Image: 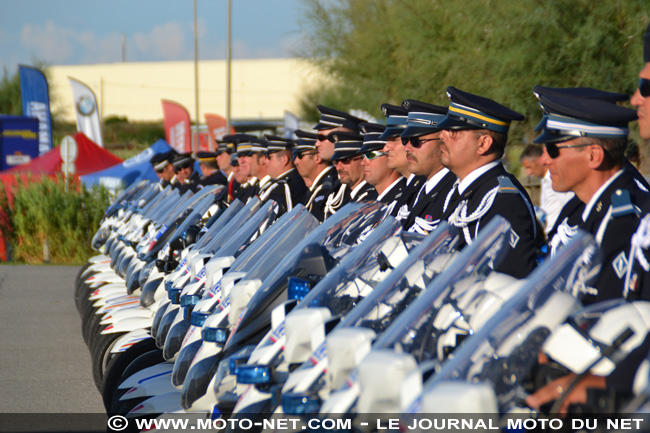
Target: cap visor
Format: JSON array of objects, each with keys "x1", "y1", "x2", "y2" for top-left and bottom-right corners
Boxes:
[
  {"x1": 314, "y1": 122, "x2": 337, "y2": 131},
  {"x1": 331, "y1": 150, "x2": 359, "y2": 161},
  {"x1": 533, "y1": 130, "x2": 575, "y2": 144},
  {"x1": 436, "y1": 116, "x2": 480, "y2": 131},
  {"x1": 401, "y1": 125, "x2": 441, "y2": 138},
  {"x1": 360, "y1": 143, "x2": 385, "y2": 154},
  {"x1": 379, "y1": 126, "x2": 407, "y2": 140}
]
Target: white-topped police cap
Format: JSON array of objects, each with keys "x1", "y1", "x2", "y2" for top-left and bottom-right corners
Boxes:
[
  {"x1": 532, "y1": 86, "x2": 630, "y2": 132},
  {"x1": 234, "y1": 134, "x2": 258, "y2": 156},
  {"x1": 249, "y1": 137, "x2": 268, "y2": 154},
  {"x1": 314, "y1": 105, "x2": 365, "y2": 131},
  {"x1": 264, "y1": 134, "x2": 295, "y2": 154},
  {"x1": 293, "y1": 129, "x2": 318, "y2": 153},
  {"x1": 533, "y1": 92, "x2": 637, "y2": 144},
  {"x1": 379, "y1": 103, "x2": 409, "y2": 139},
  {"x1": 328, "y1": 131, "x2": 364, "y2": 161},
  {"x1": 401, "y1": 99, "x2": 448, "y2": 138},
  {"x1": 359, "y1": 122, "x2": 387, "y2": 153},
  {"x1": 150, "y1": 150, "x2": 175, "y2": 171},
  {"x1": 438, "y1": 86, "x2": 524, "y2": 134},
  {"x1": 172, "y1": 152, "x2": 194, "y2": 168}
]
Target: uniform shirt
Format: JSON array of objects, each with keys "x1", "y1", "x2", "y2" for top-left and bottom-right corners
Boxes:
[
  {"x1": 540, "y1": 170, "x2": 574, "y2": 234},
  {"x1": 200, "y1": 169, "x2": 228, "y2": 187},
  {"x1": 323, "y1": 180, "x2": 377, "y2": 219},
  {"x1": 379, "y1": 177, "x2": 407, "y2": 217},
  {"x1": 441, "y1": 161, "x2": 540, "y2": 279},
  {"x1": 393, "y1": 174, "x2": 427, "y2": 220},
  {"x1": 261, "y1": 168, "x2": 308, "y2": 215},
  {"x1": 403, "y1": 168, "x2": 456, "y2": 235},
  {"x1": 304, "y1": 166, "x2": 337, "y2": 222},
  {"x1": 574, "y1": 168, "x2": 649, "y2": 304},
  {"x1": 257, "y1": 175, "x2": 273, "y2": 198}
]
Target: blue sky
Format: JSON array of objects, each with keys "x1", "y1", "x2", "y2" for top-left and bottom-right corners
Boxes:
[{"x1": 0, "y1": 0, "x2": 306, "y2": 73}]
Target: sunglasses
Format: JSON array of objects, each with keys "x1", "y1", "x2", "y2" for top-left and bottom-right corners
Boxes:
[
  {"x1": 155, "y1": 168, "x2": 165, "y2": 174},
  {"x1": 639, "y1": 78, "x2": 650, "y2": 98},
  {"x1": 335, "y1": 155, "x2": 363, "y2": 165},
  {"x1": 544, "y1": 142, "x2": 595, "y2": 159},
  {"x1": 317, "y1": 134, "x2": 329, "y2": 141},
  {"x1": 363, "y1": 150, "x2": 387, "y2": 160},
  {"x1": 401, "y1": 136, "x2": 442, "y2": 148},
  {"x1": 295, "y1": 151, "x2": 318, "y2": 159},
  {"x1": 174, "y1": 164, "x2": 192, "y2": 172}
]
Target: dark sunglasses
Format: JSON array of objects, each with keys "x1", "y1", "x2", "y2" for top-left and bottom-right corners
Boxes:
[
  {"x1": 174, "y1": 164, "x2": 191, "y2": 172},
  {"x1": 544, "y1": 142, "x2": 595, "y2": 159},
  {"x1": 155, "y1": 168, "x2": 165, "y2": 174},
  {"x1": 363, "y1": 150, "x2": 387, "y2": 160},
  {"x1": 335, "y1": 155, "x2": 363, "y2": 165},
  {"x1": 401, "y1": 136, "x2": 442, "y2": 148},
  {"x1": 317, "y1": 134, "x2": 329, "y2": 141},
  {"x1": 639, "y1": 78, "x2": 650, "y2": 98},
  {"x1": 295, "y1": 151, "x2": 318, "y2": 159}
]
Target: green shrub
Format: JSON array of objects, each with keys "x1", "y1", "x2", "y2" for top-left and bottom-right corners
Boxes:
[{"x1": 0, "y1": 175, "x2": 111, "y2": 264}]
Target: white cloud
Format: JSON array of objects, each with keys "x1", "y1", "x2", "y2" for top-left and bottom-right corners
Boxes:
[
  {"x1": 133, "y1": 22, "x2": 189, "y2": 60},
  {"x1": 20, "y1": 21, "x2": 75, "y2": 64}
]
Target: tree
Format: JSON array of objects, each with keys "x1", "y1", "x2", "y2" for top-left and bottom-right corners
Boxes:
[
  {"x1": 0, "y1": 66, "x2": 23, "y2": 116},
  {"x1": 296, "y1": 0, "x2": 650, "y2": 167}
]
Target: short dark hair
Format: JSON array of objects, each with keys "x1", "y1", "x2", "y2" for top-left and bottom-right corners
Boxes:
[
  {"x1": 200, "y1": 159, "x2": 218, "y2": 170},
  {"x1": 476, "y1": 130, "x2": 508, "y2": 159},
  {"x1": 577, "y1": 136, "x2": 626, "y2": 168},
  {"x1": 520, "y1": 144, "x2": 544, "y2": 161}
]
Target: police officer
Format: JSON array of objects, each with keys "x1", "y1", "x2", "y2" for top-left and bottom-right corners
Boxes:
[
  {"x1": 399, "y1": 99, "x2": 457, "y2": 235},
  {"x1": 196, "y1": 151, "x2": 228, "y2": 187},
  {"x1": 172, "y1": 153, "x2": 202, "y2": 193},
  {"x1": 233, "y1": 137, "x2": 256, "y2": 202},
  {"x1": 358, "y1": 122, "x2": 404, "y2": 206},
  {"x1": 293, "y1": 129, "x2": 337, "y2": 221},
  {"x1": 149, "y1": 150, "x2": 176, "y2": 188},
  {"x1": 439, "y1": 87, "x2": 539, "y2": 279},
  {"x1": 379, "y1": 103, "x2": 426, "y2": 218},
  {"x1": 534, "y1": 90, "x2": 649, "y2": 303},
  {"x1": 261, "y1": 135, "x2": 308, "y2": 215},
  {"x1": 324, "y1": 132, "x2": 378, "y2": 218}
]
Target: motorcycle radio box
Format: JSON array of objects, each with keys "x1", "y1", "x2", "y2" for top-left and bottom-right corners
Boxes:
[{"x1": 0, "y1": 115, "x2": 39, "y2": 171}]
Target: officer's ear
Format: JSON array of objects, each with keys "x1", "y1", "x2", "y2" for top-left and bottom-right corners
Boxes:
[
  {"x1": 476, "y1": 133, "x2": 494, "y2": 156},
  {"x1": 587, "y1": 143, "x2": 606, "y2": 169}
]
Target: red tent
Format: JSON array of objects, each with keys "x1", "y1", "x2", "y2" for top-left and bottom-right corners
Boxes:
[{"x1": 0, "y1": 132, "x2": 122, "y2": 261}]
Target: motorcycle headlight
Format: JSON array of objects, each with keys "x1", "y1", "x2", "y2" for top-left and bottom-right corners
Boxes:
[
  {"x1": 282, "y1": 392, "x2": 321, "y2": 415},
  {"x1": 163, "y1": 319, "x2": 191, "y2": 361},
  {"x1": 180, "y1": 354, "x2": 221, "y2": 410},
  {"x1": 151, "y1": 301, "x2": 170, "y2": 339},
  {"x1": 138, "y1": 260, "x2": 156, "y2": 288},
  {"x1": 172, "y1": 339, "x2": 203, "y2": 388},
  {"x1": 202, "y1": 327, "x2": 229, "y2": 344},
  {"x1": 235, "y1": 364, "x2": 272, "y2": 385}
]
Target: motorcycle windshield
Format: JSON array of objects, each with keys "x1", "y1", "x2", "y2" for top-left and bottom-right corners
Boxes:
[
  {"x1": 298, "y1": 217, "x2": 403, "y2": 314},
  {"x1": 198, "y1": 197, "x2": 262, "y2": 256},
  {"x1": 224, "y1": 204, "x2": 317, "y2": 275},
  {"x1": 224, "y1": 202, "x2": 388, "y2": 351},
  {"x1": 191, "y1": 199, "x2": 245, "y2": 253},
  {"x1": 369, "y1": 216, "x2": 513, "y2": 363},
  {"x1": 419, "y1": 230, "x2": 600, "y2": 413},
  {"x1": 213, "y1": 200, "x2": 280, "y2": 259},
  {"x1": 335, "y1": 222, "x2": 460, "y2": 334},
  {"x1": 159, "y1": 185, "x2": 219, "y2": 228}
]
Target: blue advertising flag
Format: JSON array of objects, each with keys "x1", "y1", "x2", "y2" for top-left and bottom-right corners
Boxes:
[{"x1": 19, "y1": 65, "x2": 53, "y2": 155}]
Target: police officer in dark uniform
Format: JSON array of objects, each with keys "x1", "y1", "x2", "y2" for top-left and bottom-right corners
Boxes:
[
  {"x1": 260, "y1": 135, "x2": 308, "y2": 215},
  {"x1": 358, "y1": 122, "x2": 405, "y2": 206},
  {"x1": 196, "y1": 151, "x2": 228, "y2": 187},
  {"x1": 324, "y1": 132, "x2": 378, "y2": 218},
  {"x1": 293, "y1": 129, "x2": 337, "y2": 221},
  {"x1": 172, "y1": 153, "x2": 202, "y2": 194},
  {"x1": 233, "y1": 139, "x2": 256, "y2": 202},
  {"x1": 534, "y1": 89, "x2": 650, "y2": 303},
  {"x1": 399, "y1": 99, "x2": 457, "y2": 235},
  {"x1": 149, "y1": 150, "x2": 176, "y2": 188},
  {"x1": 438, "y1": 87, "x2": 540, "y2": 279},
  {"x1": 379, "y1": 103, "x2": 426, "y2": 218}
]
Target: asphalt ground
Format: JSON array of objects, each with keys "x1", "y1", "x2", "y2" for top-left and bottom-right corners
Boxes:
[{"x1": 0, "y1": 264, "x2": 106, "y2": 431}]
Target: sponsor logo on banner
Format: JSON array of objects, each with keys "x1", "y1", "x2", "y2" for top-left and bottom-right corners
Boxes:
[
  {"x1": 76, "y1": 95, "x2": 96, "y2": 116},
  {"x1": 172, "y1": 122, "x2": 186, "y2": 151}
]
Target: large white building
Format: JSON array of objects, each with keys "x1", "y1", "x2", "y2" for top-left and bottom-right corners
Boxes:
[{"x1": 49, "y1": 58, "x2": 328, "y2": 123}]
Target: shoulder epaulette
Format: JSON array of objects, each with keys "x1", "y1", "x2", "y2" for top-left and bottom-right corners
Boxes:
[
  {"x1": 611, "y1": 189, "x2": 639, "y2": 218},
  {"x1": 497, "y1": 175, "x2": 518, "y2": 194}
]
